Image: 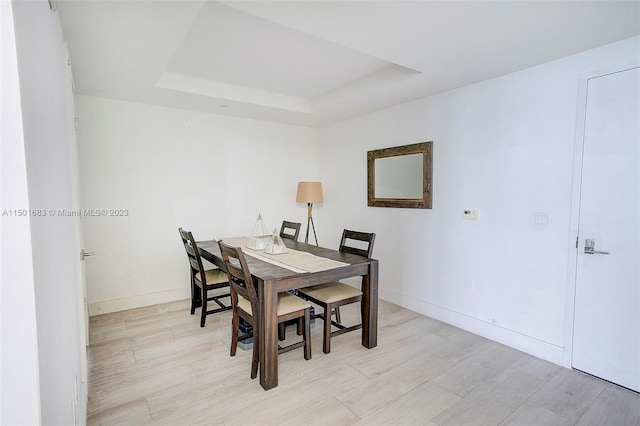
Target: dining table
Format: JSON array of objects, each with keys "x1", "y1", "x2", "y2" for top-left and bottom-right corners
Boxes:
[{"x1": 197, "y1": 237, "x2": 379, "y2": 391}]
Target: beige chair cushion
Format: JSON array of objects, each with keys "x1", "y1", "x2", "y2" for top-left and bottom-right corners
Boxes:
[
  {"x1": 195, "y1": 268, "x2": 228, "y2": 284},
  {"x1": 298, "y1": 282, "x2": 362, "y2": 304},
  {"x1": 238, "y1": 293, "x2": 311, "y2": 317}
]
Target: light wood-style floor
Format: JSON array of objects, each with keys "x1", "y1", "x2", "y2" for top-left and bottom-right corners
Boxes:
[{"x1": 87, "y1": 298, "x2": 640, "y2": 425}]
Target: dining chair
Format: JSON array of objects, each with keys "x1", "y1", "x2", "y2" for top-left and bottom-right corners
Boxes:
[
  {"x1": 178, "y1": 228, "x2": 231, "y2": 327},
  {"x1": 279, "y1": 220, "x2": 301, "y2": 241},
  {"x1": 296, "y1": 229, "x2": 376, "y2": 354},
  {"x1": 277, "y1": 220, "x2": 304, "y2": 336},
  {"x1": 218, "y1": 240, "x2": 312, "y2": 379}
]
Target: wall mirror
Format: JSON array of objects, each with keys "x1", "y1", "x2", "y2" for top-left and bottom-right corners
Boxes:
[{"x1": 367, "y1": 141, "x2": 432, "y2": 209}]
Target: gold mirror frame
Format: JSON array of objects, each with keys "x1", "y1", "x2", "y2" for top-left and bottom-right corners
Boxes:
[{"x1": 367, "y1": 141, "x2": 432, "y2": 209}]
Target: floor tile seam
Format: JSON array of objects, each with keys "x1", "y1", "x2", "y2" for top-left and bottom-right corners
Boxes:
[
  {"x1": 342, "y1": 361, "x2": 372, "y2": 385},
  {"x1": 495, "y1": 398, "x2": 529, "y2": 426},
  {"x1": 343, "y1": 359, "x2": 428, "y2": 394},
  {"x1": 527, "y1": 366, "x2": 564, "y2": 404},
  {"x1": 476, "y1": 353, "x2": 554, "y2": 399},
  {"x1": 212, "y1": 389, "x2": 288, "y2": 425},
  {"x1": 90, "y1": 357, "x2": 196, "y2": 395},
  {"x1": 522, "y1": 398, "x2": 575, "y2": 424},
  {"x1": 429, "y1": 362, "x2": 487, "y2": 399},
  {"x1": 361, "y1": 378, "x2": 454, "y2": 422},
  {"x1": 332, "y1": 395, "x2": 364, "y2": 423},
  {"x1": 431, "y1": 364, "x2": 531, "y2": 401},
  {"x1": 425, "y1": 339, "x2": 497, "y2": 371},
  {"x1": 86, "y1": 397, "x2": 148, "y2": 421},
  {"x1": 429, "y1": 376, "x2": 466, "y2": 399},
  {"x1": 470, "y1": 340, "x2": 526, "y2": 361},
  {"x1": 132, "y1": 332, "x2": 218, "y2": 365},
  {"x1": 397, "y1": 376, "x2": 437, "y2": 403},
  {"x1": 189, "y1": 362, "x2": 197, "y2": 378},
  {"x1": 91, "y1": 326, "x2": 177, "y2": 346},
  {"x1": 114, "y1": 373, "x2": 206, "y2": 420},
  {"x1": 433, "y1": 387, "x2": 527, "y2": 426},
  {"x1": 87, "y1": 334, "x2": 132, "y2": 346},
  {"x1": 569, "y1": 379, "x2": 609, "y2": 426},
  {"x1": 528, "y1": 367, "x2": 607, "y2": 423},
  {"x1": 429, "y1": 418, "x2": 444, "y2": 426},
  {"x1": 467, "y1": 351, "x2": 529, "y2": 390},
  {"x1": 489, "y1": 377, "x2": 545, "y2": 404},
  {"x1": 133, "y1": 346, "x2": 141, "y2": 364},
  {"x1": 418, "y1": 344, "x2": 496, "y2": 390},
  {"x1": 132, "y1": 338, "x2": 215, "y2": 362},
  {"x1": 86, "y1": 357, "x2": 136, "y2": 374},
  {"x1": 346, "y1": 354, "x2": 414, "y2": 380},
  {"x1": 268, "y1": 397, "x2": 342, "y2": 426},
  {"x1": 403, "y1": 380, "x2": 465, "y2": 425},
  {"x1": 604, "y1": 381, "x2": 640, "y2": 396},
  {"x1": 347, "y1": 373, "x2": 436, "y2": 419},
  {"x1": 144, "y1": 397, "x2": 152, "y2": 422}
]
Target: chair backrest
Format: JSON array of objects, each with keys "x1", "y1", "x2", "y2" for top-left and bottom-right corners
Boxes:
[
  {"x1": 218, "y1": 241, "x2": 259, "y2": 315},
  {"x1": 339, "y1": 230, "x2": 376, "y2": 258},
  {"x1": 178, "y1": 227, "x2": 206, "y2": 282},
  {"x1": 280, "y1": 221, "x2": 301, "y2": 241}
]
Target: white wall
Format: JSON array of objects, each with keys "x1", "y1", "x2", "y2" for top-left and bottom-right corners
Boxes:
[
  {"x1": 75, "y1": 96, "x2": 318, "y2": 314},
  {"x1": 11, "y1": 0, "x2": 87, "y2": 424},
  {"x1": 0, "y1": 1, "x2": 42, "y2": 424},
  {"x1": 317, "y1": 36, "x2": 640, "y2": 365}
]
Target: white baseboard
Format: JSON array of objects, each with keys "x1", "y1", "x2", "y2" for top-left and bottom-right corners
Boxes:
[
  {"x1": 88, "y1": 288, "x2": 190, "y2": 316},
  {"x1": 380, "y1": 289, "x2": 565, "y2": 366}
]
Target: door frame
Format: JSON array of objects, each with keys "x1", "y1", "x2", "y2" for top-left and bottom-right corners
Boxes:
[{"x1": 563, "y1": 62, "x2": 640, "y2": 368}]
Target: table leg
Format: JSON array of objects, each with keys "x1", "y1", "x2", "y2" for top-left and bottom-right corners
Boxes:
[
  {"x1": 362, "y1": 259, "x2": 378, "y2": 349},
  {"x1": 258, "y1": 277, "x2": 278, "y2": 390}
]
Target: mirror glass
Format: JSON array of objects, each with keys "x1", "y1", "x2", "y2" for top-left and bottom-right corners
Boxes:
[
  {"x1": 374, "y1": 154, "x2": 422, "y2": 198},
  {"x1": 367, "y1": 141, "x2": 432, "y2": 209}
]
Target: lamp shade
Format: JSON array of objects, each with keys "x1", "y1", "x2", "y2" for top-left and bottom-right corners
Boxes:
[{"x1": 296, "y1": 182, "x2": 323, "y2": 203}]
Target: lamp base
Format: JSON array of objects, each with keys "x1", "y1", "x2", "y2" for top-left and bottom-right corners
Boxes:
[{"x1": 304, "y1": 203, "x2": 319, "y2": 246}]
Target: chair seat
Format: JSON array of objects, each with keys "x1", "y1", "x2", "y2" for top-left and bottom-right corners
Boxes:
[
  {"x1": 238, "y1": 293, "x2": 311, "y2": 316},
  {"x1": 298, "y1": 282, "x2": 362, "y2": 304},
  {"x1": 195, "y1": 268, "x2": 228, "y2": 284}
]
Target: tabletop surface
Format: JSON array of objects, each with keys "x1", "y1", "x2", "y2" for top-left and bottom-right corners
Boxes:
[{"x1": 197, "y1": 238, "x2": 374, "y2": 281}]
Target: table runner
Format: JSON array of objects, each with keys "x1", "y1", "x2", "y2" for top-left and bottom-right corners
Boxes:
[{"x1": 220, "y1": 236, "x2": 348, "y2": 273}]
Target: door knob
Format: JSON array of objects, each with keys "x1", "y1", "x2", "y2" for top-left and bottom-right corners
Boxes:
[
  {"x1": 584, "y1": 239, "x2": 610, "y2": 255},
  {"x1": 80, "y1": 249, "x2": 95, "y2": 260}
]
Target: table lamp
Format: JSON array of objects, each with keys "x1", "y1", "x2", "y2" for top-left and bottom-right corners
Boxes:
[{"x1": 296, "y1": 182, "x2": 323, "y2": 245}]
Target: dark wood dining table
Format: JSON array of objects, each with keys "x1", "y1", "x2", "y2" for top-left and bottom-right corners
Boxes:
[{"x1": 197, "y1": 238, "x2": 379, "y2": 390}]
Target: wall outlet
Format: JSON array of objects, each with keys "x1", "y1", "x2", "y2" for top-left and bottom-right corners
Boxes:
[
  {"x1": 463, "y1": 276, "x2": 474, "y2": 290},
  {"x1": 533, "y1": 212, "x2": 550, "y2": 228},
  {"x1": 463, "y1": 209, "x2": 479, "y2": 220}
]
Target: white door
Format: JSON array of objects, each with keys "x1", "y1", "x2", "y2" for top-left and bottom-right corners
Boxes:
[
  {"x1": 63, "y1": 44, "x2": 89, "y2": 386},
  {"x1": 572, "y1": 67, "x2": 640, "y2": 392}
]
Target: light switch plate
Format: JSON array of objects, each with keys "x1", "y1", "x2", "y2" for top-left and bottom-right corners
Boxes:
[{"x1": 463, "y1": 209, "x2": 479, "y2": 220}]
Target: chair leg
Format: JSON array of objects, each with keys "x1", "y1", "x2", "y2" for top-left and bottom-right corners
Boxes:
[
  {"x1": 250, "y1": 329, "x2": 259, "y2": 379},
  {"x1": 278, "y1": 323, "x2": 286, "y2": 341},
  {"x1": 296, "y1": 317, "x2": 303, "y2": 336},
  {"x1": 323, "y1": 304, "x2": 332, "y2": 354},
  {"x1": 230, "y1": 311, "x2": 239, "y2": 357},
  {"x1": 303, "y1": 308, "x2": 311, "y2": 360},
  {"x1": 200, "y1": 289, "x2": 207, "y2": 327},
  {"x1": 334, "y1": 306, "x2": 341, "y2": 323},
  {"x1": 190, "y1": 276, "x2": 197, "y2": 315}
]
